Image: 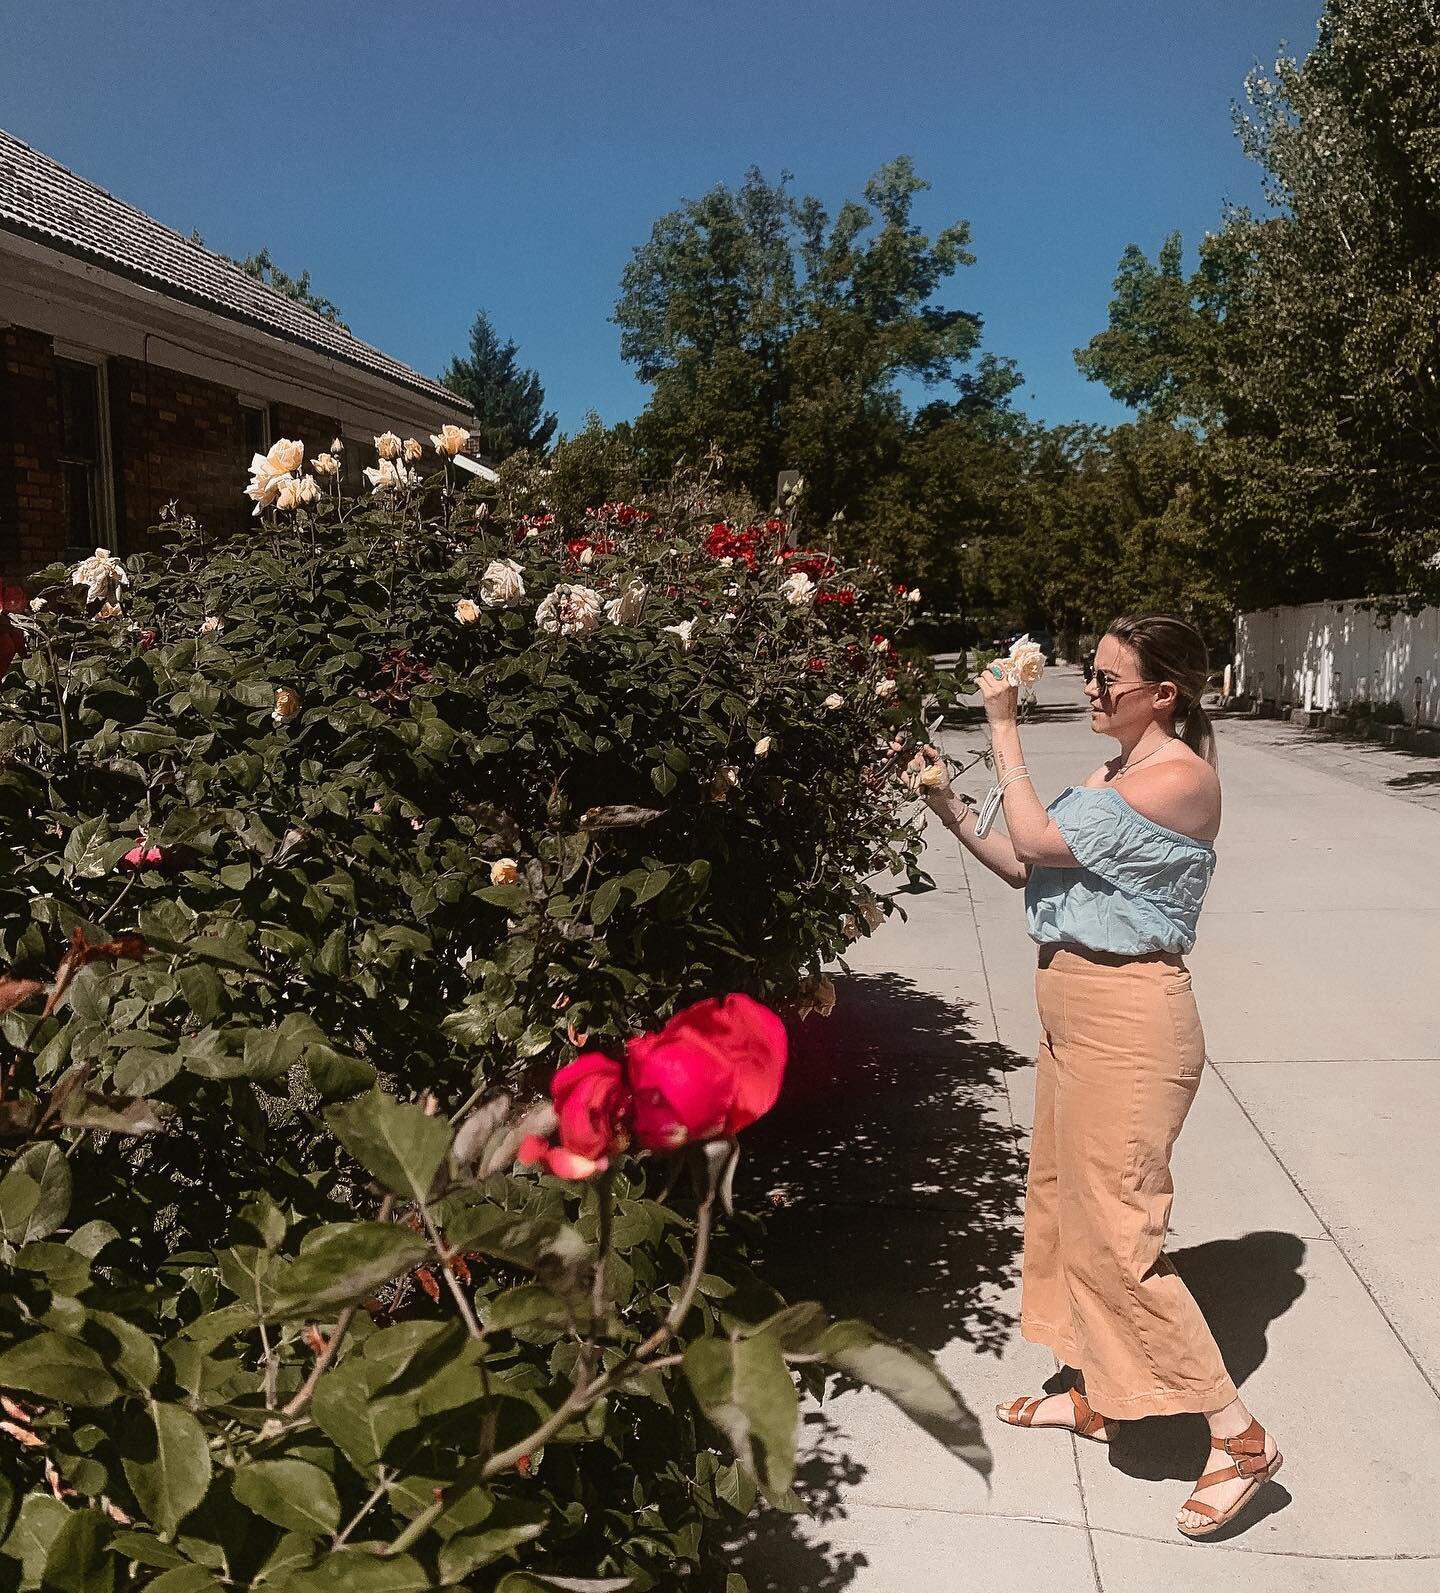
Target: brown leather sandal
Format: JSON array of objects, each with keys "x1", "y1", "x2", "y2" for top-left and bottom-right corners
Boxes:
[
  {"x1": 1177, "y1": 1418, "x2": 1283, "y2": 1539},
  {"x1": 996, "y1": 1386, "x2": 1109, "y2": 1443}
]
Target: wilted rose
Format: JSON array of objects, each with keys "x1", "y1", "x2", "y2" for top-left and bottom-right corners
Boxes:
[
  {"x1": 272, "y1": 687, "x2": 302, "y2": 724},
  {"x1": 796, "y1": 972, "x2": 838, "y2": 1020},
  {"x1": 754, "y1": 735, "x2": 773, "y2": 757},
  {"x1": 874, "y1": 678, "x2": 898, "y2": 699},
  {"x1": 490, "y1": 857, "x2": 520, "y2": 886},
  {"x1": 479, "y1": 558, "x2": 525, "y2": 607},
  {"x1": 330, "y1": 436, "x2": 344, "y2": 453},
  {"x1": 603, "y1": 577, "x2": 648, "y2": 625},
  {"x1": 535, "y1": 583, "x2": 603, "y2": 636},
  {"x1": 430, "y1": 423, "x2": 471, "y2": 457},
  {"x1": 69, "y1": 548, "x2": 130, "y2": 605},
  {"x1": 375, "y1": 431, "x2": 402, "y2": 461},
  {"x1": 455, "y1": 598, "x2": 480, "y2": 624},
  {"x1": 402, "y1": 438, "x2": 423, "y2": 462},
  {"x1": 198, "y1": 614, "x2": 224, "y2": 635}
]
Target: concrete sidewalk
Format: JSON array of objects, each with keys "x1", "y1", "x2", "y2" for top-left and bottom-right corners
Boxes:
[{"x1": 735, "y1": 668, "x2": 1440, "y2": 1592}]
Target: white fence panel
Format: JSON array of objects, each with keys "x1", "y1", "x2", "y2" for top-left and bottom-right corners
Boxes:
[{"x1": 1235, "y1": 600, "x2": 1440, "y2": 726}]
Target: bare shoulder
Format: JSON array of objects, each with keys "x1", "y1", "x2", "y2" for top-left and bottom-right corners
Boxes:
[{"x1": 1115, "y1": 751, "x2": 1221, "y2": 843}]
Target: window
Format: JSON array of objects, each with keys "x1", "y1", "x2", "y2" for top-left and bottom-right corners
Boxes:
[
  {"x1": 240, "y1": 402, "x2": 270, "y2": 461},
  {"x1": 343, "y1": 435, "x2": 378, "y2": 498},
  {"x1": 56, "y1": 359, "x2": 108, "y2": 543}
]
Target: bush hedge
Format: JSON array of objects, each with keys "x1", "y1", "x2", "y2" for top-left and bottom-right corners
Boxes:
[{"x1": 0, "y1": 441, "x2": 979, "y2": 1590}]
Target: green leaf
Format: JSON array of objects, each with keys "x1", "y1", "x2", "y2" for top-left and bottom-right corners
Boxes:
[
  {"x1": 437, "y1": 1496, "x2": 548, "y2": 1581},
  {"x1": 232, "y1": 1459, "x2": 340, "y2": 1537},
  {"x1": 279, "y1": 1550, "x2": 432, "y2": 1593},
  {"x1": 309, "y1": 1361, "x2": 418, "y2": 1476},
  {"x1": 324, "y1": 1090, "x2": 453, "y2": 1201},
  {"x1": 111, "y1": 1048, "x2": 183, "y2": 1096},
  {"x1": 0, "y1": 1331, "x2": 120, "y2": 1406},
  {"x1": 142, "y1": 1567, "x2": 224, "y2": 1593},
  {"x1": 632, "y1": 866, "x2": 670, "y2": 906},
  {"x1": 0, "y1": 1142, "x2": 71, "y2": 1245},
  {"x1": 588, "y1": 878, "x2": 623, "y2": 925},
  {"x1": 267, "y1": 1223, "x2": 428, "y2": 1320},
  {"x1": 39, "y1": 1507, "x2": 112, "y2": 1593},
  {"x1": 305, "y1": 1045, "x2": 377, "y2": 1100},
  {"x1": 4, "y1": 1495, "x2": 68, "y2": 1590},
  {"x1": 683, "y1": 1332, "x2": 798, "y2": 1500},
  {"x1": 818, "y1": 1319, "x2": 989, "y2": 1478},
  {"x1": 121, "y1": 1402, "x2": 213, "y2": 1537},
  {"x1": 494, "y1": 1577, "x2": 633, "y2": 1592}
]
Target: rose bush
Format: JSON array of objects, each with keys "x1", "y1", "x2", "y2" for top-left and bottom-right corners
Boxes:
[{"x1": 0, "y1": 445, "x2": 977, "y2": 1588}]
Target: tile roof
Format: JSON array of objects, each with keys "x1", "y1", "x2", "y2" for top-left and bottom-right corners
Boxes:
[{"x1": 0, "y1": 127, "x2": 469, "y2": 414}]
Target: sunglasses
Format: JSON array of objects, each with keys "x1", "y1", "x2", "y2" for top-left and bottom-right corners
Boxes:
[{"x1": 1083, "y1": 663, "x2": 1157, "y2": 701}]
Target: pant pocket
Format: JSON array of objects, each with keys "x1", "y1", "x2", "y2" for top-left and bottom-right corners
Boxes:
[{"x1": 1163, "y1": 984, "x2": 1206, "y2": 1079}]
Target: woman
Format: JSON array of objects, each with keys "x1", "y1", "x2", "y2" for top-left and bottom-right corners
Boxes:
[{"x1": 914, "y1": 614, "x2": 1281, "y2": 1540}]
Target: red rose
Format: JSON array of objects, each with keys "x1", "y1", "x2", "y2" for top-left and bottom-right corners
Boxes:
[
  {"x1": 551, "y1": 1052, "x2": 631, "y2": 1162},
  {"x1": 626, "y1": 994, "x2": 787, "y2": 1149}
]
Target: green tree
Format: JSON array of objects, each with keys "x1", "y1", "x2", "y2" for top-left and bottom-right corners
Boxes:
[
  {"x1": 615, "y1": 159, "x2": 992, "y2": 520},
  {"x1": 1080, "y1": 0, "x2": 1440, "y2": 607},
  {"x1": 443, "y1": 309, "x2": 558, "y2": 461},
  {"x1": 234, "y1": 245, "x2": 348, "y2": 327}
]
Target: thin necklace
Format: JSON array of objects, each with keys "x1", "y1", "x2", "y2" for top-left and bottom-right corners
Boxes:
[{"x1": 1115, "y1": 736, "x2": 1176, "y2": 778}]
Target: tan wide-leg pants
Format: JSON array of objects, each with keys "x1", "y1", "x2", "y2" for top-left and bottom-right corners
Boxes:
[{"x1": 1020, "y1": 945, "x2": 1238, "y2": 1418}]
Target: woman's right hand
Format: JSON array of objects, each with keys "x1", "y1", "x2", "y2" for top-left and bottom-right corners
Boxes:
[{"x1": 907, "y1": 744, "x2": 955, "y2": 808}]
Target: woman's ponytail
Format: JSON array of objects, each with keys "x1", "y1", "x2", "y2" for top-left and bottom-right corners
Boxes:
[{"x1": 1180, "y1": 699, "x2": 1217, "y2": 771}]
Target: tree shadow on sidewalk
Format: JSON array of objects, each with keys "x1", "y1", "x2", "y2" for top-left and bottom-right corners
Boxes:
[
  {"x1": 1098, "y1": 1230, "x2": 1306, "y2": 1503},
  {"x1": 729, "y1": 971, "x2": 1032, "y2": 1588}
]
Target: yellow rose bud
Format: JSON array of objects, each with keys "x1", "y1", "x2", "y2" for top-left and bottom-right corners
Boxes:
[{"x1": 490, "y1": 857, "x2": 520, "y2": 886}]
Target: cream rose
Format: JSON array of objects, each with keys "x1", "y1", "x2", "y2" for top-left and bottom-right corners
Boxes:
[
  {"x1": 603, "y1": 577, "x2": 648, "y2": 625},
  {"x1": 490, "y1": 857, "x2": 520, "y2": 886},
  {"x1": 874, "y1": 678, "x2": 898, "y2": 699},
  {"x1": 273, "y1": 474, "x2": 304, "y2": 512},
  {"x1": 311, "y1": 452, "x2": 341, "y2": 476},
  {"x1": 402, "y1": 438, "x2": 423, "y2": 462},
  {"x1": 823, "y1": 692, "x2": 845, "y2": 710},
  {"x1": 430, "y1": 423, "x2": 471, "y2": 457},
  {"x1": 918, "y1": 761, "x2": 947, "y2": 789},
  {"x1": 330, "y1": 437, "x2": 345, "y2": 453},
  {"x1": 375, "y1": 431, "x2": 402, "y2": 461},
  {"x1": 199, "y1": 614, "x2": 225, "y2": 635},
  {"x1": 662, "y1": 618, "x2": 698, "y2": 652},
  {"x1": 754, "y1": 735, "x2": 773, "y2": 757},
  {"x1": 535, "y1": 583, "x2": 604, "y2": 636},
  {"x1": 69, "y1": 548, "x2": 130, "y2": 604},
  {"x1": 364, "y1": 458, "x2": 414, "y2": 494},
  {"x1": 455, "y1": 598, "x2": 481, "y2": 624},
  {"x1": 266, "y1": 438, "x2": 304, "y2": 474},
  {"x1": 479, "y1": 558, "x2": 526, "y2": 608},
  {"x1": 996, "y1": 635, "x2": 1046, "y2": 688},
  {"x1": 781, "y1": 570, "x2": 815, "y2": 607},
  {"x1": 272, "y1": 687, "x2": 302, "y2": 724}
]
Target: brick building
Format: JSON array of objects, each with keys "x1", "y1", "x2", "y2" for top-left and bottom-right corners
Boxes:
[{"x1": 0, "y1": 128, "x2": 475, "y2": 577}]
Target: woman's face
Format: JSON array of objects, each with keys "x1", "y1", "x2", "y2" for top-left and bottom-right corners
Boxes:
[{"x1": 1085, "y1": 635, "x2": 1166, "y2": 738}]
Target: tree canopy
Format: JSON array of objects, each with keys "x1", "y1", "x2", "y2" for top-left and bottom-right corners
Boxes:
[{"x1": 443, "y1": 309, "x2": 558, "y2": 462}]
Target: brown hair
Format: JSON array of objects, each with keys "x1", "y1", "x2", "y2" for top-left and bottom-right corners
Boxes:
[{"x1": 1105, "y1": 613, "x2": 1216, "y2": 769}]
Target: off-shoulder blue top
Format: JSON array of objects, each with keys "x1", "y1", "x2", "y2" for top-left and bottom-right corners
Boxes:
[{"x1": 1024, "y1": 786, "x2": 1215, "y2": 955}]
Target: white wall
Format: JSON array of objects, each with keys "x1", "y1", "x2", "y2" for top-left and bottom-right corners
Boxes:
[{"x1": 1235, "y1": 600, "x2": 1440, "y2": 725}]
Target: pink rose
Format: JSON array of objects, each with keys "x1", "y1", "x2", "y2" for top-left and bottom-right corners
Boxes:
[
  {"x1": 626, "y1": 994, "x2": 787, "y2": 1149},
  {"x1": 122, "y1": 841, "x2": 167, "y2": 869}
]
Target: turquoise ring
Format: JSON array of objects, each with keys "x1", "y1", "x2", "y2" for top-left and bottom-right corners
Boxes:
[{"x1": 989, "y1": 664, "x2": 1004, "y2": 680}]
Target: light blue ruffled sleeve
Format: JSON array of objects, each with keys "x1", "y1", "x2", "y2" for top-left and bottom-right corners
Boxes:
[
  {"x1": 1049, "y1": 787, "x2": 1212, "y2": 907},
  {"x1": 1024, "y1": 787, "x2": 1216, "y2": 953}
]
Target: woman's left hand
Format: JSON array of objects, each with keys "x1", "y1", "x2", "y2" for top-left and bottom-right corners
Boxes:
[{"x1": 976, "y1": 664, "x2": 1020, "y2": 727}]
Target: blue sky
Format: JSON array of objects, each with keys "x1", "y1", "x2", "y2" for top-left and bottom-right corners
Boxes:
[{"x1": 0, "y1": 0, "x2": 1321, "y2": 434}]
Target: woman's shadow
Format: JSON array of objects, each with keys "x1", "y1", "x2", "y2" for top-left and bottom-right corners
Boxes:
[{"x1": 1059, "y1": 1230, "x2": 1307, "y2": 1534}]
